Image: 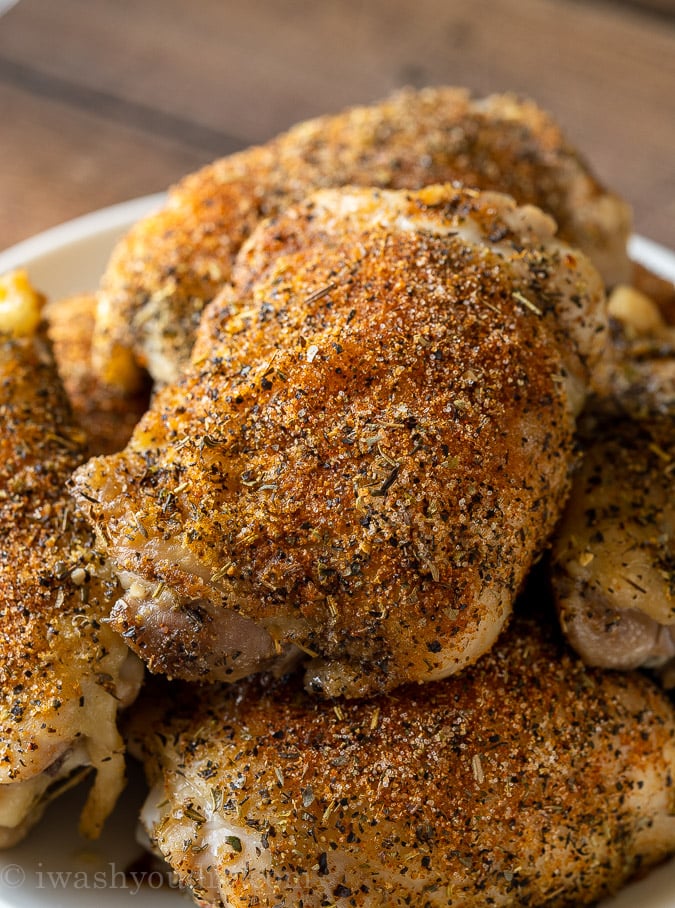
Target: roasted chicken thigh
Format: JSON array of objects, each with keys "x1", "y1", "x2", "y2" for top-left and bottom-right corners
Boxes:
[
  {"x1": 0, "y1": 272, "x2": 142, "y2": 847},
  {"x1": 73, "y1": 185, "x2": 606, "y2": 698},
  {"x1": 129, "y1": 613, "x2": 675, "y2": 908},
  {"x1": 92, "y1": 86, "x2": 630, "y2": 387},
  {"x1": 550, "y1": 276, "x2": 675, "y2": 684}
]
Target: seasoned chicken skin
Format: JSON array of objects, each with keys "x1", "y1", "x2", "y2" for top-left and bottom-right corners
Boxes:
[
  {"x1": 551, "y1": 415, "x2": 675, "y2": 682},
  {"x1": 0, "y1": 272, "x2": 143, "y2": 847},
  {"x1": 129, "y1": 614, "x2": 675, "y2": 908},
  {"x1": 551, "y1": 274, "x2": 675, "y2": 683},
  {"x1": 93, "y1": 85, "x2": 630, "y2": 386},
  {"x1": 593, "y1": 282, "x2": 675, "y2": 418},
  {"x1": 45, "y1": 293, "x2": 150, "y2": 454},
  {"x1": 73, "y1": 186, "x2": 606, "y2": 698}
]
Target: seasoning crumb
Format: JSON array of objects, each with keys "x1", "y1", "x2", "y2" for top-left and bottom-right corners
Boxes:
[{"x1": 471, "y1": 753, "x2": 484, "y2": 784}]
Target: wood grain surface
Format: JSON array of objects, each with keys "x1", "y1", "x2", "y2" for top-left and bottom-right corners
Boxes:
[{"x1": 0, "y1": 0, "x2": 673, "y2": 252}]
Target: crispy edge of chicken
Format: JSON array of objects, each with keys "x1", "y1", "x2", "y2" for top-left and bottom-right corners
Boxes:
[
  {"x1": 127, "y1": 610, "x2": 675, "y2": 908},
  {"x1": 0, "y1": 271, "x2": 143, "y2": 847},
  {"x1": 631, "y1": 261, "x2": 675, "y2": 325},
  {"x1": 551, "y1": 414, "x2": 675, "y2": 682},
  {"x1": 551, "y1": 268, "x2": 675, "y2": 684},
  {"x1": 591, "y1": 281, "x2": 675, "y2": 417},
  {"x1": 73, "y1": 185, "x2": 606, "y2": 698},
  {"x1": 45, "y1": 293, "x2": 151, "y2": 455},
  {"x1": 91, "y1": 85, "x2": 630, "y2": 388}
]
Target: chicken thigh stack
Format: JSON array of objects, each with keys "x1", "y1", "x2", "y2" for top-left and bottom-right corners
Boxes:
[
  {"x1": 73, "y1": 185, "x2": 606, "y2": 698},
  {"x1": 92, "y1": 86, "x2": 630, "y2": 388},
  {"x1": 129, "y1": 613, "x2": 675, "y2": 908},
  {"x1": 0, "y1": 273, "x2": 143, "y2": 846}
]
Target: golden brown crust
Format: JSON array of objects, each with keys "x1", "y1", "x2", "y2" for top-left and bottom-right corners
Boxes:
[
  {"x1": 130, "y1": 613, "x2": 675, "y2": 907},
  {"x1": 0, "y1": 322, "x2": 138, "y2": 838},
  {"x1": 0, "y1": 328, "x2": 101, "y2": 771},
  {"x1": 45, "y1": 293, "x2": 150, "y2": 454},
  {"x1": 73, "y1": 186, "x2": 605, "y2": 697},
  {"x1": 94, "y1": 86, "x2": 630, "y2": 385}
]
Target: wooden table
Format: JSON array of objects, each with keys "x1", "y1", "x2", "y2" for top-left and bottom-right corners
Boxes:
[{"x1": 1, "y1": 0, "x2": 674, "y2": 253}]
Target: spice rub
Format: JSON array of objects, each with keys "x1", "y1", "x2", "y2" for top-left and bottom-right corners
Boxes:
[{"x1": 0, "y1": 273, "x2": 143, "y2": 846}]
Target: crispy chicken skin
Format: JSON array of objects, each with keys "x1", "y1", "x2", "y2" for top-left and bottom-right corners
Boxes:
[
  {"x1": 92, "y1": 86, "x2": 630, "y2": 387},
  {"x1": 73, "y1": 186, "x2": 606, "y2": 698},
  {"x1": 45, "y1": 293, "x2": 150, "y2": 454},
  {"x1": 0, "y1": 273, "x2": 143, "y2": 847},
  {"x1": 128, "y1": 613, "x2": 675, "y2": 908}
]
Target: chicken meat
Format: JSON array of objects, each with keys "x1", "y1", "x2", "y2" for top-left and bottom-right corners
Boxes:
[
  {"x1": 128, "y1": 611, "x2": 675, "y2": 908},
  {"x1": 73, "y1": 185, "x2": 606, "y2": 698},
  {"x1": 0, "y1": 271, "x2": 143, "y2": 847},
  {"x1": 92, "y1": 85, "x2": 630, "y2": 387}
]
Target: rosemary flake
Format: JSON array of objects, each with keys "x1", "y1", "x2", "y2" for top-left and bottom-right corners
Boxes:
[
  {"x1": 648, "y1": 442, "x2": 671, "y2": 463},
  {"x1": 471, "y1": 754, "x2": 485, "y2": 784},
  {"x1": 304, "y1": 282, "x2": 336, "y2": 305},
  {"x1": 370, "y1": 465, "x2": 400, "y2": 497},
  {"x1": 183, "y1": 805, "x2": 206, "y2": 824},
  {"x1": 512, "y1": 291, "x2": 542, "y2": 316}
]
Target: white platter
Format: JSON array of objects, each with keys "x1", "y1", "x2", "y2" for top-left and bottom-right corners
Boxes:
[{"x1": 0, "y1": 199, "x2": 674, "y2": 907}]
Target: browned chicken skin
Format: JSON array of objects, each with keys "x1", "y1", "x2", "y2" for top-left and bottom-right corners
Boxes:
[
  {"x1": 93, "y1": 86, "x2": 630, "y2": 387},
  {"x1": 551, "y1": 415, "x2": 675, "y2": 682},
  {"x1": 0, "y1": 274, "x2": 143, "y2": 847},
  {"x1": 129, "y1": 612, "x2": 675, "y2": 908},
  {"x1": 45, "y1": 293, "x2": 150, "y2": 455},
  {"x1": 592, "y1": 281, "x2": 675, "y2": 419},
  {"x1": 551, "y1": 274, "x2": 675, "y2": 684},
  {"x1": 73, "y1": 185, "x2": 606, "y2": 698}
]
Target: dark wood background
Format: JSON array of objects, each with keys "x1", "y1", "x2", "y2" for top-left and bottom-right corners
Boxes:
[{"x1": 1, "y1": 0, "x2": 674, "y2": 251}]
